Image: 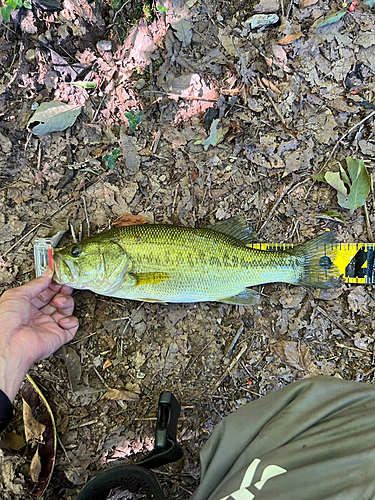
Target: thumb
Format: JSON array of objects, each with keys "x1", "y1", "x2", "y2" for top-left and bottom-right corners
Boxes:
[{"x1": 14, "y1": 269, "x2": 54, "y2": 300}]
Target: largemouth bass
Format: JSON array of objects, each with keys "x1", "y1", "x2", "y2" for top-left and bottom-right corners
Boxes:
[{"x1": 53, "y1": 217, "x2": 341, "y2": 305}]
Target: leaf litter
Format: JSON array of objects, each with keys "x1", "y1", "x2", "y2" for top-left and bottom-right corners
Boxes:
[{"x1": 2, "y1": 0, "x2": 375, "y2": 496}]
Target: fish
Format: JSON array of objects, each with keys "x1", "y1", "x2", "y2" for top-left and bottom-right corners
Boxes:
[{"x1": 53, "y1": 216, "x2": 341, "y2": 306}]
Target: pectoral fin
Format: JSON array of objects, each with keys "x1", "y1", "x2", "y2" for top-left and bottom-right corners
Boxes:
[
  {"x1": 218, "y1": 289, "x2": 260, "y2": 305},
  {"x1": 130, "y1": 272, "x2": 170, "y2": 287}
]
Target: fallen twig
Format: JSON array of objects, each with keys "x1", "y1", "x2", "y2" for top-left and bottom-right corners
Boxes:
[
  {"x1": 2, "y1": 200, "x2": 73, "y2": 258},
  {"x1": 318, "y1": 110, "x2": 375, "y2": 174},
  {"x1": 363, "y1": 203, "x2": 374, "y2": 243},
  {"x1": 315, "y1": 306, "x2": 353, "y2": 338},
  {"x1": 211, "y1": 345, "x2": 247, "y2": 393},
  {"x1": 257, "y1": 176, "x2": 301, "y2": 235},
  {"x1": 185, "y1": 338, "x2": 215, "y2": 374},
  {"x1": 81, "y1": 194, "x2": 91, "y2": 237},
  {"x1": 226, "y1": 325, "x2": 244, "y2": 358},
  {"x1": 335, "y1": 343, "x2": 370, "y2": 354},
  {"x1": 143, "y1": 90, "x2": 217, "y2": 103}
]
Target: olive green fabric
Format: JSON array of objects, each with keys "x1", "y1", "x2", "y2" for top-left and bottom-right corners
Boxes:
[{"x1": 191, "y1": 376, "x2": 375, "y2": 500}]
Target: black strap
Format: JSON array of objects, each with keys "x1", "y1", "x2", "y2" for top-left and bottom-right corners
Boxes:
[
  {"x1": 75, "y1": 464, "x2": 165, "y2": 500},
  {"x1": 138, "y1": 438, "x2": 183, "y2": 469},
  {"x1": 75, "y1": 392, "x2": 183, "y2": 500}
]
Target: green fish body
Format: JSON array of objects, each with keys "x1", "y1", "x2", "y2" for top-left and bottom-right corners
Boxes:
[{"x1": 53, "y1": 217, "x2": 341, "y2": 305}]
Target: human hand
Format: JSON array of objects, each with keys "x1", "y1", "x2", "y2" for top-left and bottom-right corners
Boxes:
[{"x1": 0, "y1": 269, "x2": 79, "y2": 401}]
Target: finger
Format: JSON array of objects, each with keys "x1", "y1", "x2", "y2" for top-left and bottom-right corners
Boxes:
[
  {"x1": 31, "y1": 285, "x2": 63, "y2": 310},
  {"x1": 59, "y1": 316, "x2": 79, "y2": 331},
  {"x1": 34, "y1": 318, "x2": 79, "y2": 361},
  {"x1": 39, "y1": 294, "x2": 74, "y2": 318},
  {"x1": 50, "y1": 306, "x2": 76, "y2": 326},
  {"x1": 52, "y1": 294, "x2": 75, "y2": 310},
  {"x1": 52, "y1": 295, "x2": 75, "y2": 317},
  {"x1": 11, "y1": 269, "x2": 54, "y2": 302},
  {"x1": 61, "y1": 285, "x2": 74, "y2": 296}
]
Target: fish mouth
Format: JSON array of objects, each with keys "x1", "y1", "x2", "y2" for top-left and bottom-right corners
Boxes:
[
  {"x1": 53, "y1": 254, "x2": 76, "y2": 285},
  {"x1": 53, "y1": 254, "x2": 62, "y2": 282}
]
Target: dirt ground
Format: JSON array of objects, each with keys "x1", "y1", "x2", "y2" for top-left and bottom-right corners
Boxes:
[{"x1": 1, "y1": 0, "x2": 375, "y2": 497}]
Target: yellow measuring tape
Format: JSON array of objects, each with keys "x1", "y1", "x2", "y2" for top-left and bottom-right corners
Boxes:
[{"x1": 248, "y1": 242, "x2": 375, "y2": 284}]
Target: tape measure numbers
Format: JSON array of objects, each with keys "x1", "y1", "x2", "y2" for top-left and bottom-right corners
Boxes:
[{"x1": 248, "y1": 242, "x2": 375, "y2": 284}]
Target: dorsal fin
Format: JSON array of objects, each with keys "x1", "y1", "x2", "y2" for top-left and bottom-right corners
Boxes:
[{"x1": 205, "y1": 216, "x2": 255, "y2": 244}]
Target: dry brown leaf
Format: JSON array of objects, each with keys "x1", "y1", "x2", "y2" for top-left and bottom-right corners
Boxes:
[
  {"x1": 112, "y1": 213, "x2": 148, "y2": 228},
  {"x1": 139, "y1": 147, "x2": 153, "y2": 156},
  {"x1": 63, "y1": 0, "x2": 97, "y2": 22},
  {"x1": 273, "y1": 340, "x2": 311, "y2": 371},
  {"x1": 23, "y1": 400, "x2": 46, "y2": 444},
  {"x1": 122, "y1": 20, "x2": 157, "y2": 66},
  {"x1": 4, "y1": 432, "x2": 25, "y2": 451},
  {"x1": 30, "y1": 450, "x2": 42, "y2": 483},
  {"x1": 278, "y1": 32, "x2": 303, "y2": 45},
  {"x1": 7, "y1": 182, "x2": 33, "y2": 204},
  {"x1": 23, "y1": 375, "x2": 57, "y2": 498},
  {"x1": 163, "y1": 127, "x2": 188, "y2": 149},
  {"x1": 103, "y1": 359, "x2": 112, "y2": 371},
  {"x1": 102, "y1": 389, "x2": 140, "y2": 402},
  {"x1": 300, "y1": 0, "x2": 318, "y2": 7},
  {"x1": 91, "y1": 145, "x2": 108, "y2": 157}
]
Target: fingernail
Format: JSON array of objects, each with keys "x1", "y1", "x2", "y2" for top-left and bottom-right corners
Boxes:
[
  {"x1": 58, "y1": 296, "x2": 67, "y2": 304},
  {"x1": 41, "y1": 268, "x2": 53, "y2": 277}
]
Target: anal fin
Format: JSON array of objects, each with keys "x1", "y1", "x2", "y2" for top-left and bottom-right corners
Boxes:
[{"x1": 218, "y1": 289, "x2": 260, "y2": 306}]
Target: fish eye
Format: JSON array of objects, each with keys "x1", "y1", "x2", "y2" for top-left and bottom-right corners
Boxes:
[{"x1": 71, "y1": 246, "x2": 81, "y2": 257}]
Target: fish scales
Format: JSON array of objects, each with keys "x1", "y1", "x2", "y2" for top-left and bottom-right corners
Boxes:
[
  {"x1": 53, "y1": 217, "x2": 341, "y2": 305},
  {"x1": 99, "y1": 224, "x2": 299, "y2": 301}
]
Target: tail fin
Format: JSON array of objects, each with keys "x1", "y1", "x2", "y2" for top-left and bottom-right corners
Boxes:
[{"x1": 289, "y1": 231, "x2": 343, "y2": 288}]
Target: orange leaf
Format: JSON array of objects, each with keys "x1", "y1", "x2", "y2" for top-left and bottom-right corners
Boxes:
[
  {"x1": 103, "y1": 359, "x2": 112, "y2": 371},
  {"x1": 91, "y1": 145, "x2": 108, "y2": 156},
  {"x1": 102, "y1": 389, "x2": 140, "y2": 402},
  {"x1": 300, "y1": 0, "x2": 318, "y2": 7},
  {"x1": 112, "y1": 213, "x2": 148, "y2": 228},
  {"x1": 278, "y1": 32, "x2": 303, "y2": 45}
]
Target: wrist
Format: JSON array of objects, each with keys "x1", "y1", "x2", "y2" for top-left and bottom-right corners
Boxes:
[{"x1": 0, "y1": 353, "x2": 30, "y2": 402}]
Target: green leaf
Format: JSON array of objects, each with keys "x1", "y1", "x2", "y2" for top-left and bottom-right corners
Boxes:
[
  {"x1": 346, "y1": 156, "x2": 362, "y2": 184},
  {"x1": 315, "y1": 211, "x2": 347, "y2": 223},
  {"x1": 337, "y1": 191, "x2": 349, "y2": 209},
  {"x1": 346, "y1": 158, "x2": 370, "y2": 212},
  {"x1": 124, "y1": 112, "x2": 135, "y2": 120},
  {"x1": 311, "y1": 173, "x2": 326, "y2": 182},
  {"x1": 108, "y1": 157, "x2": 116, "y2": 169},
  {"x1": 324, "y1": 171, "x2": 348, "y2": 196},
  {"x1": 71, "y1": 81, "x2": 97, "y2": 89},
  {"x1": 316, "y1": 9, "x2": 346, "y2": 29},
  {"x1": 23, "y1": 1, "x2": 32, "y2": 8},
  {"x1": 112, "y1": 149, "x2": 121, "y2": 157},
  {"x1": 1, "y1": 5, "x2": 12, "y2": 20},
  {"x1": 195, "y1": 119, "x2": 228, "y2": 151},
  {"x1": 323, "y1": 211, "x2": 347, "y2": 223},
  {"x1": 339, "y1": 164, "x2": 350, "y2": 186},
  {"x1": 27, "y1": 100, "x2": 82, "y2": 136}
]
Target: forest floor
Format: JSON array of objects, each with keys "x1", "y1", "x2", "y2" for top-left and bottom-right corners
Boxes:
[{"x1": 1, "y1": 0, "x2": 375, "y2": 497}]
